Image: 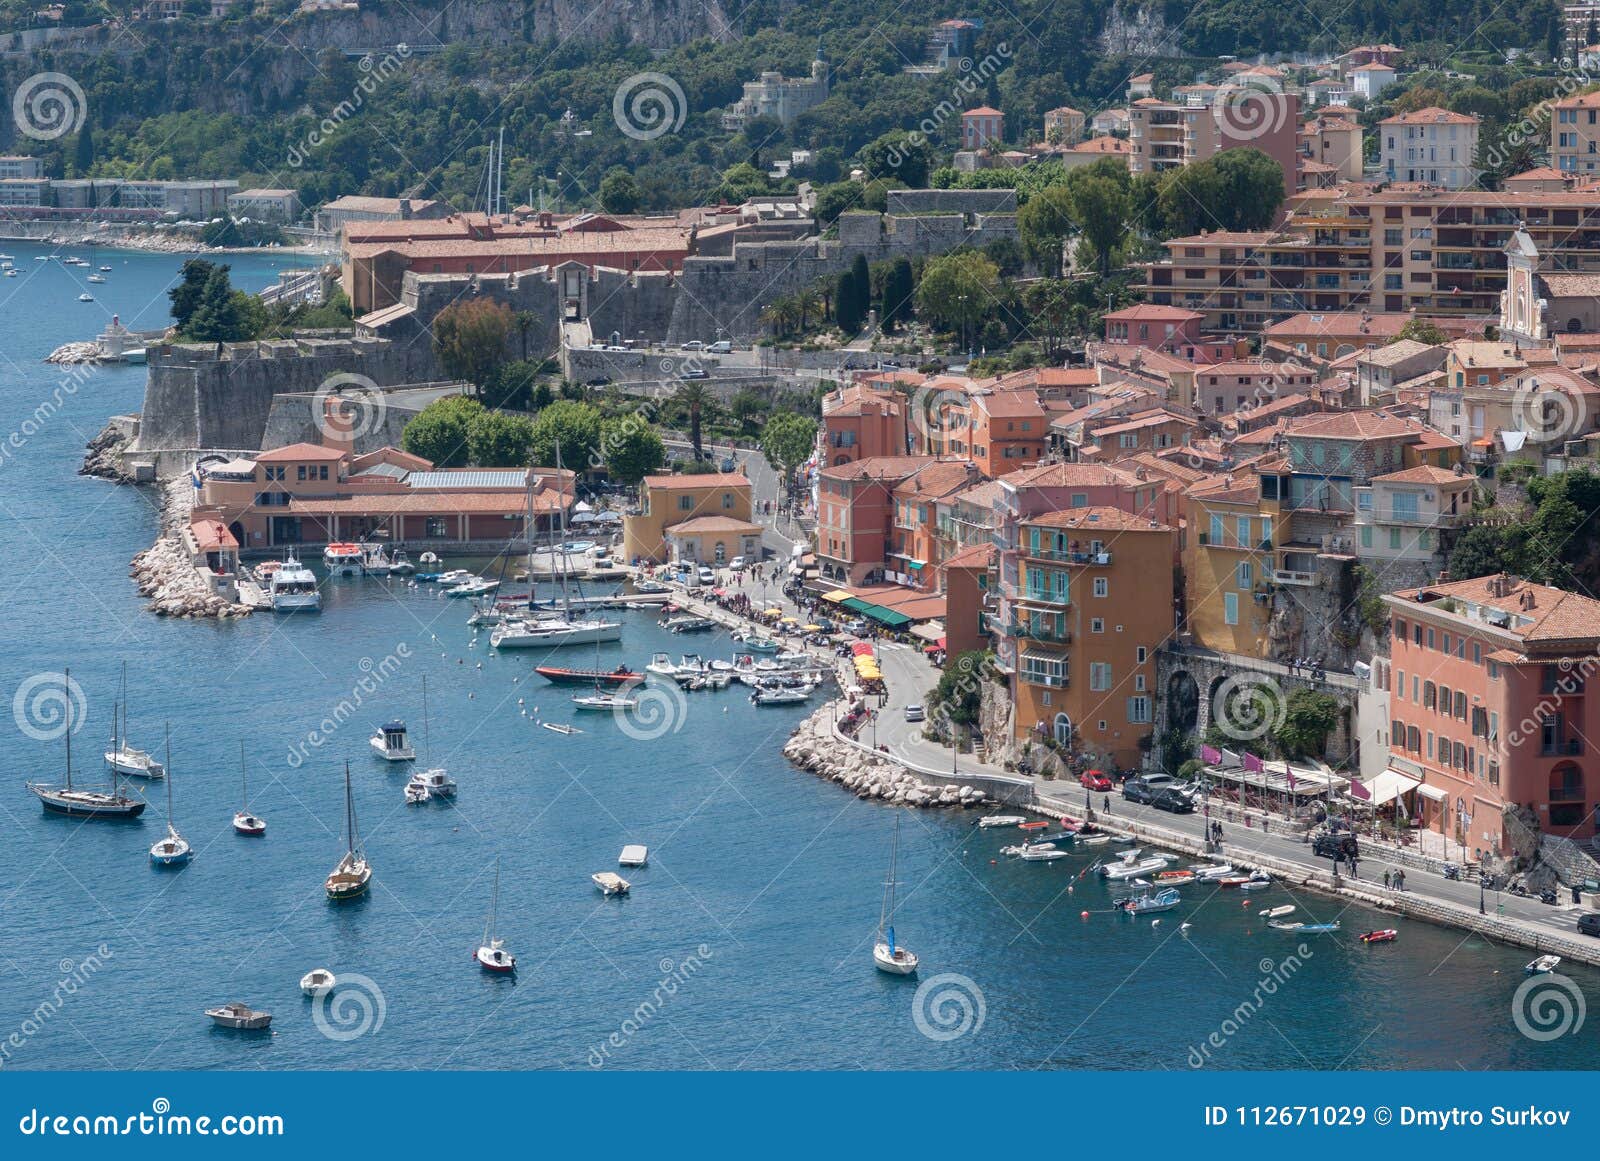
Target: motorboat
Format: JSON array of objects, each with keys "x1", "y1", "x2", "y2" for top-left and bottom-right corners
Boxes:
[
  {"x1": 490, "y1": 616, "x2": 622, "y2": 649},
  {"x1": 1190, "y1": 864, "x2": 1235, "y2": 881},
  {"x1": 873, "y1": 814, "x2": 918, "y2": 975},
  {"x1": 370, "y1": 720, "x2": 415, "y2": 762},
  {"x1": 98, "y1": 265, "x2": 111, "y2": 272},
  {"x1": 592, "y1": 871, "x2": 630, "y2": 896},
  {"x1": 1526, "y1": 954, "x2": 1562, "y2": 975},
  {"x1": 535, "y1": 665, "x2": 641, "y2": 687},
  {"x1": 87, "y1": 273, "x2": 105, "y2": 283},
  {"x1": 619, "y1": 844, "x2": 649, "y2": 867},
  {"x1": 388, "y1": 550, "x2": 414, "y2": 576},
  {"x1": 325, "y1": 763, "x2": 372, "y2": 901},
  {"x1": 633, "y1": 579, "x2": 669, "y2": 594},
  {"x1": 646, "y1": 652, "x2": 680, "y2": 679},
  {"x1": 660, "y1": 614, "x2": 716, "y2": 634},
  {"x1": 1359, "y1": 930, "x2": 1399, "y2": 945},
  {"x1": 27, "y1": 668, "x2": 146, "y2": 819},
  {"x1": 206, "y1": 1003, "x2": 271, "y2": 1030},
  {"x1": 572, "y1": 693, "x2": 638, "y2": 711},
  {"x1": 360, "y1": 542, "x2": 392, "y2": 575},
  {"x1": 474, "y1": 858, "x2": 516, "y2": 973},
  {"x1": 1102, "y1": 854, "x2": 1171, "y2": 881},
  {"x1": 428, "y1": 568, "x2": 473, "y2": 586},
  {"x1": 406, "y1": 768, "x2": 456, "y2": 798},
  {"x1": 541, "y1": 722, "x2": 582, "y2": 735},
  {"x1": 405, "y1": 783, "x2": 430, "y2": 804},
  {"x1": 750, "y1": 686, "x2": 810, "y2": 705},
  {"x1": 978, "y1": 815, "x2": 1027, "y2": 829},
  {"x1": 322, "y1": 543, "x2": 364, "y2": 576},
  {"x1": 269, "y1": 554, "x2": 321, "y2": 612},
  {"x1": 1018, "y1": 846, "x2": 1069, "y2": 861},
  {"x1": 445, "y1": 578, "x2": 499, "y2": 599},
  {"x1": 78, "y1": 292, "x2": 94, "y2": 302},
  {"x1": 233, "y1": 740, "x2": 266, "y2": 835},
  {"x1": 300, "y1": 969, "x2": 336, "y2": 996},
  {"x1": 1114, "y1": 888, "x2": 1182, "y2": 915}
]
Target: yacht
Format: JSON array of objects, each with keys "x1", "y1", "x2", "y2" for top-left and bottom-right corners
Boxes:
[
  {"x1": 406, "y1": 768, "x2": 457, "y2": 799},
  {"x1": 27, "y1": 669, "x2": 147, "y2": 819},
  {"x1": 323, "y1": 542, "x2": 363, "y2": 577},
  {"x1": 370, "y1": 720, "x2": 415, "y2": 762},
  {"x1": 489, "y1": 615, "x2": 622, "y2": 649},
  {"x1": 474, "y1": 858, "x2": 516, "y2": 973},
  {"x1": 325, "y1": 762, "x2": 372, "y2": 901},
  {"x1": 270, "y1": 554, "x2": 321, "y2": 612},
  {"x1": 149, "y1": 728, "x2": 192, "y2": 867}
]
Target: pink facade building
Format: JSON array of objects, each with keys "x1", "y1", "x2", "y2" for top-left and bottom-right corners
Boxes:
[{"x1": 962, "y1": 106, "x2": 1005, "y2": 150}]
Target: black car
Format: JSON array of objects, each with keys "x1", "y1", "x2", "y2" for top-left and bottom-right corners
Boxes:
[
  {"x1": 1311, "y1": 832, "x2": 1359, "y2": 860},
  {"x1": 1578, "y1": 913, "x2": 1600, "y2": 938},
  {"x1": 1122, "y1": 778, "x2": 1156, "y2": 804},
  {"x1": 1150, "y1": 788, "x2": 1195, "y2": 814}
]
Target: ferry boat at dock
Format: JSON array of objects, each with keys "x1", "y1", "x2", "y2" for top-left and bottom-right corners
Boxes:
[{"x1": 269, "y1": 555, "x2": 321, "y2": 612}]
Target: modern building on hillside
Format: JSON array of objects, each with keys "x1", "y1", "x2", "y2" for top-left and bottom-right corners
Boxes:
[
  {"x1": 0, "y1": 155, "x2": 42, "y2": 179},
  {"x1": 227, "y1": 188, "x2": 302, "y2": 223},
  {"x1": 1551, "y1": 91, "x2": 1600, "y2": 175},
  {"x1": 1128, "y1": 93, "x2": 1301, "y2": 194},
  {"x1": 1379, "y1": 108, "x2": 1479, "y2": 189}
]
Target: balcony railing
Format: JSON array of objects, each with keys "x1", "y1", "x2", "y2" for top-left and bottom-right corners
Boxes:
[
  {"x1": 1026, "y1": 548, "x2": 1113, "y2": 565},
  {"x1": 1021, "y1": 671, "x2": 1070, "y2": 689},
  {"x1": 1549, "y1": 783, "x2": 1586, "y2": 802},
  {"x1": 1273, "y1": 568, "x2": 1319, "y2": 586},
  {"x1": 1542, "y1": 739, "x2": 1584, "y2": 758}
]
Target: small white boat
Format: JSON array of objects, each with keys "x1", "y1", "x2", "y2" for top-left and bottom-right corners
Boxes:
[
  {"x1": 98, "y1": 265, "x2": 111, "y2": 272},
  {"x1": 389, "y1": 550, "x2": 414, "y2": 576},
  {"x1": 1102, "y1": 855, "x2": 1172, "y2": 880},
  {"x1": 3, "y1": 269, "x2": 16, "y2": 277},
  {"x1": 873, "y1": 815, "x2": 918, "y2": 975},
  {"x1": 78, "y1": 292, "x2": 94, "y2": 302},
  {"x1": 619, "y1": 844, "x2": 649, "y2": 867},
  {"x1": 149, "y1": 729, "x2": 192, "y2": 868},
  {"x1": 572, "y1": 694, "x2": 638, "y2": 711},
  {"x1": 474, "y1": 858, "x2": 516, "y2": 973},
  {"x1": 593, "y1": 871, "x2": 630, "y2": 896},
  {"x1": 407, "y1": 768, "x2": 456, "y2": 798},
  {"x1": 270, "y1": 554, "x2": 321, "y2": 612},
  {"x1": 750, "y1": 686, "x2": 810, "y2": 705},
  {"x1": 419, "y1": 551, "x2": 440, "y2": 565},
  {"x1": 360, "y1": 542, "x2": 392, "y2": 575},
  {"x1": 206, "y1": 1002, "x2": 271, "y2": 1030},
  {"x1": 370, "y1": 720, "x2": 416, "y2": 761},
  {"x1": 322, "y1": 542, "x2": 364, "y2": 576},
  {"x1": 86, "y1": 274, "x2": 105, "y2": 283},
  {"x1": 325, "y1": 763, "x2": 372, "y2": 901},
  {"x1": 1019, "y1": 846, "x2": 1069, "y2": 861},
  {"x1": 405, "y1": 782, "x2": 430, "y2": 804},
  {"x1": 445, "y1": 578, "x2": 500, "y2": 599},
  {"x1": 542, "y1": 722, "x2": 582, "y2": 735},
  {"x1": 978, "y1": 815, "x2": 1027, "y2": 829},
  {"x1": 1080, "y1": 835, "x2": 1112, "y2": 846},
  {"x1": 299, "y1": 968, "x2": 336, "y2": 996},
  {"x1": 1191, "y1": 864, "x2": 1235, "y2": 881},
  {"x1": 233, "y1": 741, "x2": 265, "y2": 835},
  {"x1": 1527, "y1": 954, "x2": 1562, "y2": 975}
]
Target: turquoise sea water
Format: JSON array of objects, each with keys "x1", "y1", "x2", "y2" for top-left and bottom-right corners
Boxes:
[{"x1": 0, "y1": 240, "x2": 1595, "y2": 1071}]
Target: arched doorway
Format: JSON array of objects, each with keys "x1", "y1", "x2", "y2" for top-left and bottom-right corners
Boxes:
[{"x1": 1053, "y1": 713, "x2": 1073, "y2": 747}]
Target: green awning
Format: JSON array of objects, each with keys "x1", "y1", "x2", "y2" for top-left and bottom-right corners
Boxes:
[
  {"x1": 907, "y1": 560, "x2": 925, "y2": 570},
  {"x1": 863, "y1": 604, "x2": 912, "y2": 627},
  {"x1": 841, "y1": 597, "x2": 875, "y2": 614}
]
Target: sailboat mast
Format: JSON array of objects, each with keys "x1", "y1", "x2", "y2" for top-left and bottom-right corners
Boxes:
[
  {"x1": 164, "y1": 724, "x2": 173, "y2": 824},
  {"x1": 554, "y1": 438, "x2": 572, "y2": 608},
  {"x1": 63, "y1": 668, "x2": 73, "y2": 792},
  {"x1": 239, "y1": 739, "x2": 247, "y2": 808},
  {"x1": 422, "y1": 675, "x2": 432, "y2": 764}
]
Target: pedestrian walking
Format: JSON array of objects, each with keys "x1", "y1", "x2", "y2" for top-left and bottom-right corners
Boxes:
[
  {"x1": 1103, "y1": 794, "x2": 1110, "y2": 813},
  {"x1": 1383, "y1": 868, "x2": 1392, "y2": 889}
]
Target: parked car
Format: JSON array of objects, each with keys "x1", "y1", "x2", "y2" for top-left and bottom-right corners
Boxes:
[
  {"x1": 729, "y1": 556, "x2": 747, "y2": 570},
  {"x1": 683, "y1": 367, "x2": 709, "y2": 379},
  {"x1": 1311, "y1": 831, "x2": 1359, "y2": 860},
  {"x1": 1121, "y1": 778, "x2": 1156, "y2": 804},
  {"x1": 1141, "y1": 773, "x2": 1176, "y2": 791},
  {"x1": 1151, "y1": 788, "x2": 1196, "y2": 814},
  {"x1": 679, "y1": 340, "x2": 704, "y2": 351},
  {"x1": 813, "y1": 618, "x2": 836, "y2": 633},
  {"x1": 904, "y1": 704, "x2": 926, "y2": 723},
  {"x1": 706, "y1": 340, "x2": 733, "y2": 354},
  {"x1": 1079, "y1": 770, "x2": 1112, "y2": 792},
  {"x1": 848, "y1": 618, "x2": 871, "y2": 638},
  {"x1": 1579, "y1": 913, "x2": 1600, "y2": 938},
  {"x1": 696, "y1": 566, "x2": 715, "y2": 586}
]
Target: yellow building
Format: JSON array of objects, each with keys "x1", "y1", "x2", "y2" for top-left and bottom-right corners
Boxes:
[
  {"x1": 1182, "y1": 469, "x2": 1285, "y2": 657},
  {"x1": 623, "y1": 473, "x2": 762, "y2": 565}
]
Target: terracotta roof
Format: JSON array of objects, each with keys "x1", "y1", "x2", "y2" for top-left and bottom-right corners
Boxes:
[
  {"x1": 1399, "y1": 575, "x2": 1600, "y2": 647},
  {"x1": 1104, "y1": 304, "x2": 1204, "y2": 322},
  {"x1": 1285, "y1": 411, "x2": 1421, "y2": 440},
  {"x1": 1071, "y1": 136, "x2": 1132, "y2": 153},
  {"x1": 664, "y1": 516, "x2": 764, "y2": 535},
  {"x1": 972, "y1": 389, "x2": 1046, "y2": 420},
  {"x1": 895, "y1": 460, "x2": 983, "y2": 500},
  {"x1": 1046, "y1": 105, "x2": 1084, "y2": 116},
  {"x1": 1022, "y1": 505, "x2": 1171, "y2": 532},
  {"x1": 963, "y1": 106, "x2": 1003, "y2": 117},
  {"x1": 1089, "y1": 409, "x2": 1197, "y2": 437},
  {"x1": 817, "y1": 456, "x2": 935, "y2": 482},
  {"x1": 1542, "y1": 273, "x2": 1600, "y2": 298},
  {"x1": 256, "y1": 442, "x2": 346, "y2": 462},
  {"x1": 943, "y1": 542, "x2": 995, "y2": 570},
  {"x1": 642, "y1": 473, "x2": 752, "y2": 489},
  {"x1": 1507, "y1": 166, "x2": 1568, "y2": 181},
  {"x1": 1003, "y1": 462, "x2": 1139, "y2": 488},
  {"x1": 1554, "y1": 91, "x2": 1600, "y2": 109}
]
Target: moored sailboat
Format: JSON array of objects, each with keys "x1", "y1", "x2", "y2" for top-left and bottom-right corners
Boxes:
[
  {"x1": 325, "y1": 761, "x2": 372, "y2": 901},
  {"x1": 149, "y1": 726, "x2": 192, "y2": 867},
  {"x1": 473, "y1": 857, "x2": 516, "y2": 973},
  {"x1": 233, "y1": 740, "x2": 265, "y2": 836},
  {"x1": 873, "y1": 814, "x2": 919, "y2": 975},
  {"x1": 27, "y1": 669, "x2": 147, "y2": 819},
  {"x1": 105, "y1": 662, "x2": 164, "y2": 779}
]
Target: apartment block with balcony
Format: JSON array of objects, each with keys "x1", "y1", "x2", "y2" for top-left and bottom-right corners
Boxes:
[
  {"x1": 817, "y1": 383, "x2": 908, "y2": 469},
  {"x1": 1348, "y1": 464, "x2": 1474, "y2": 565},
  {"x1": 814, "y1": 456, "x2": 936, "y2": 587},
  {"x1": 1128, "y1": 94, "x2": 1301, "y2": 192},
  {"x1": 999, "y1": 507, "x2": 1176, "y2": 771},
  {"x1": 1384, "y1": 573, "x2": 1600, "y2": 853},
  {"x1": 1379, "y1": 108, "x2": 1479, "y2": 189},
  {"x1": 1552, "y1": 92, "x2": 1600, "y2": 175}
]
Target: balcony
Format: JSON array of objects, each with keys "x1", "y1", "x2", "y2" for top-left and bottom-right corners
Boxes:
[
  {"x1": 1272, "y1": 568, "x2": 1319, "y2": 586},
  {"x1": 1022, "y1": 670, "x2": 1070, "y2": 689},
  {"x1": 1549, "y1": 782, "x2": 1586, "y2": 802},
  {"x1": 1026, "y1": 548, "x2": 1113, "y2": 565}
]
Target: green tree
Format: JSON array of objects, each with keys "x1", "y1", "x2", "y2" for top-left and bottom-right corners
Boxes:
[
  {"x1": 401, "y1": 396, "x2": 483, "y2": 467},
  {"x1": 467, "y1": 410, "x2": 538, "y2": 467},
  {"x1": 1446, "y1": 523, "x2": 1520, "y2": 582},
  {"x1": 835, "y1": 267, "x2": 865, "y2": 334},
  {"x1": 1396, "y1": 318, "x2": 1448, "y2": 345},
  {"x1": 432, "y1": 298, "x2": 514, "y2": 390},
  {"x1": 483, "y1": 360, "x2": 540, "y2": 411},
  {"x1": 915, "y1": 250, "x2": 1000, "y2": 343},
  {"x1": 73, "y1": 119, "x2": 93, "y2": 177},
  {"x1": 1068, "y1": 170, "x2": 1131, "y2": 277},
  {"x1": 529, "y1": 400, "x2": 603, "y2": 470},
  {"x1": 880, "y1": 256, "x2": 914, "y2": 332},
  {"x1": 674, "y1": 380, "x2": 713, "y2": 463},
  {"x1": 512, "y1": 310, "x2": 538, "y2": 361},
  {"x1": 184, "y1": 267, "x2": 255, "y2": 342},
  {"x1": 712, "y1": 162, "x2": 770, "y2": 204},
  {"x1": 598, "y1": 168, "x2": 642, "y2": 214},
  {"x1": 856, "y1": 130, "x2": 932, "y2": 187},
  {"x1": 169, "y1": 258, "x2": 219, "y2": 331},
  {"x1": 760, "y1": 410, "x2": 817, "y2": 490},
  {"x1": 1274, "y1": 689, "x2": 1341, "y2": 761},
  {"x1": 1017, "y1": 185, "x2": 1075, "y2": 277},
  {"x1": 601, "y1": 416, "x2": 666, "y2": 484}
]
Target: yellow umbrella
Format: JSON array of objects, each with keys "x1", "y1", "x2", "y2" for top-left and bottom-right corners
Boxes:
[
  {"x1": 780, "y1": 616, "x2": 798, "y2": 623},
  {"x1": 764, "y1": 607, "x2": 783, "y2": 617},
  {"x1": 802, "y1": 624, "x2": 823, "y2": 632}
]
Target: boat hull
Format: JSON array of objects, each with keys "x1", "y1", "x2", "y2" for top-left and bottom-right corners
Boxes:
[
  {"x1": 492, "y1": 623, "x2": 623, "y2": 649},
  {"x1": 535, "y1": 667, "x2": 642, "y2": 687},
  {"x1": 475, "y1": 947, "x2": 516, "y2": 973},
  {"x1": 233, "y1": 813, "x2": 266, "y2": 836},
  {"x1": 29, "y1": 785, "x2": 146, "y2": 818},
  {"x1": 873, "y1": 943, "x2": 918, "y2": 975}
]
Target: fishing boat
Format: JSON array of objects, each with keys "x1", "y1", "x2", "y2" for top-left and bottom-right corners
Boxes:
[
  {"x1": 541, "y1": 722, "x2": 582, "y2": 735},
  {"x1": 592, "y1": 871, "x2": 630, "y2": 896},
  {"x1": 535, "y1": 664, "x2": 641, "y2": 687},
  {"x1": 269, "y1": 554, "x2": 321, "y2": 612},
  {"x1": 1359, "y1": 929, "x2": 1398, "y2": 944},
  {"x1": 1114, "y1": 887, "x2": 1182, "y2": 914},
  {"x1": 27, "y1": 669, "x2": 147, "y2": 819},
  {"x1": 105, "y1": 662, "x2": 164, "y2": 778},
  {"x1": 233, "y1": 741, "x2": 266, "y2": 836},
  {"x1": 322, "y1": 542, "x2": 364, "y2": 577},
  {"x1": 977, "y1": 815, "x2": 1027, "y2": 829},
  {"x1": 1526, "y1": 954, "x2": 1562, "y2": 975},
  {"x1": 149, "y1": 727, "x2": 192, "y2": 867},
  {"x1": 325, "y1": 762, "x2": 372, "y2": 901},
  {"x1": 572, "y1": 693, "x2": 638, "y2": 711},
  {"x1": 369, "y1": 719, "x2": 415, "y2": 762},
  {"x1": 474, "y1": 857, "x2": 516, "y2": 973},
  {"x1": 873, "y1": 815, "x2": 919, "y2": 975},
  {"x1": 619, "y1": 844, "x2": 649, "y2": 867},
  {"x1": 205, "y1": 1003, "x2": 271, "y2": 1031},
  {"x1": 299, "y1": 969, "x2": 336, "y2": 996}
]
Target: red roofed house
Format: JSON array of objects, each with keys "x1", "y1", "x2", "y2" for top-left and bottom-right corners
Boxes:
[
  {"x1": 1103, "y1": 305, "x2": 1205, "y2": 353},
  {"x1": 816, "y1": 456, "x2": 936, "y2": 586},
  {"x1": 962, "y1": 106, "x2": 1004, "y2": 150},
  {"x1": 967, "y1": 389, "x2": 1048, "y2": 476},
  {"x1": 818, "y1": 382, "x2": 908, "y2": 468},
  {"x1": 623, "y1": 473, "x2": 761, "y2": 565}
]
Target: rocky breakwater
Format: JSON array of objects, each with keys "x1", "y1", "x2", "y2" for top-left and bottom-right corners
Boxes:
[
  {"x1": 783, "y1": 704, "x2": 989, "y2": 809},
  {"x1": 129, "y1": 477, "x2": 252, "y2": 619},
  {"x1": 81, "y1": 421, "x2": 133, "y2": 482}
]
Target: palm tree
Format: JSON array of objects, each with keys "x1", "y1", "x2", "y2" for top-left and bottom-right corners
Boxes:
[
  {"x1": 796, "y1": 287, "x2": 823, "y2": 332},
  {"x1": 675, "y1": 381, "x2": 712, "y2": 463},
  {"x1": 513, "y1": 311, "x2": 536, "y2": 361}
]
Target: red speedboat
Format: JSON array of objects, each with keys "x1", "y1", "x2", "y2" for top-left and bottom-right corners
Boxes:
[
  {"x1": 1358, "y1": 929, "x2": 1398, "y2": 944},
  {"x1": 534, "y1": 665, "x2": 642, "y2": 687}
]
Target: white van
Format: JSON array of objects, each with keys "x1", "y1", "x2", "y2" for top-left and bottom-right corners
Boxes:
[{"x1": 706, "y1": 340, "x2": 733, "y2": 354}]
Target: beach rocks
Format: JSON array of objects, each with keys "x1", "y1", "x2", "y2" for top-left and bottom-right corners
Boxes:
[
  {"x1": 127, "y1": 475, "x2": 251, "y2": 619},
  {"x1": 782, "y1": 704, "x2": 987, "y2": 811},
  {"x1": 46, "y1": 341, "x2": 105, "y2": 364},
  {"x1": 80, "y1": 421, "x2": 133, "y2": 482}
]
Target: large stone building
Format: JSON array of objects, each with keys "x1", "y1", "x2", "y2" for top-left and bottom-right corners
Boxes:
[{"x1": 721, "y1": 53, "x2": 830, "y2": 130}]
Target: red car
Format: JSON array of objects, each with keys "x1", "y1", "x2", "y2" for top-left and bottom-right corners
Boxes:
[{"x1": 1079, "y1": 770, "x2": 1112, "y2": 792}]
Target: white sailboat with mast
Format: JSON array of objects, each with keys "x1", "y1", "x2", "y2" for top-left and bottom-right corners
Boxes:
[
  {"x1": 405, "y1": 675, "x2": 456, "y2": 799},
  {"x1": 27, "y1": 669, "x2": 147, "y2": 819},
  {"x1": 473, "y1": 857, "x2": 516, "y2": 973},
  {"x1": 233, "y1": 740, "x2": 266, "y2": 836},
  {"x1": 149, "y1": 725, "x2": 193, "y2": 866},
  {"x1": 873, "y1": 814, "x2": 919, "y2": 975},
  {"x1": 105, "y1": 661, "x2": 164, "y2": 778},
  {"x1": 325, "y1": 761, "x2": 372, "y2": 901}
]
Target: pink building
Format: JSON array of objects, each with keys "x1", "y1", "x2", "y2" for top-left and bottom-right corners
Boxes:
[
  {"x1": 1383, "y1": 573, "x2": 1600, "y2": 856},
  {"x1": 1192, "y1": 358, "x2": 1320, "y2": 417},
  {"x1": 962, "y1": 106, "x2": 1004, "y2": 150},
  {"x1": 815, "y1": 456, "x2": 935, "y2": 587},
  {"x1": 1102, "y1": 305, "x2": 1205, "y2": 353},
  {"x1": 818, "y1": 383, "x2": 908, "y2": 468}
]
